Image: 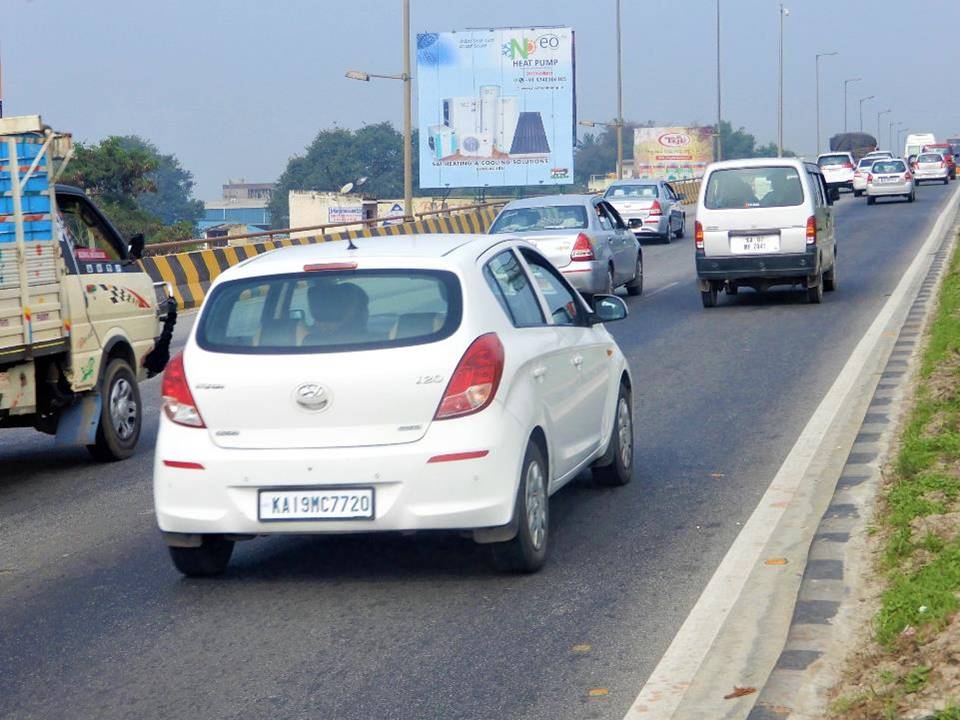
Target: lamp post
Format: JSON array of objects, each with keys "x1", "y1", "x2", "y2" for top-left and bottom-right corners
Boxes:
[
  {"x1": 345, "y1": 0, "x2": 413, "y2": 218},
  {"x1": 615, "y1": 0, "x2": 624, "y2": 179},
  {"x1": 898, "y1": 127, "x2": 909, "y2": 153},
  {"x1": 890, "y1": 121, "x2": 903, "y2": 153},
  {"x1": 876, "y1": 109, "x2": 891, "y2": 144},
  {"x1": 715, "y1": 0, "x2": 722, "y2": 161},
  {"x1": 858, "y1": 95, "x2": 874, "y2": 133},
  {"x1": 843, "y1": 77, "x2": 861, "y2": 132},
  {"x1": 815, "y1": 51, "x2": 838, "y2": 154},
  {"x1": 777, "y1": 4, "x2": 790, "y2": 157}
]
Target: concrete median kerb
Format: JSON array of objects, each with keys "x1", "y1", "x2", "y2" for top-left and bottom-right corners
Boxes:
[{"x1": 623, "y1": 184, "x2": 960, "y2": 720}]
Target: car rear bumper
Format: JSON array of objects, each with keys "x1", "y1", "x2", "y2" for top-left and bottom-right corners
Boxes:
[
  {"x1": 915, "y1": 171, "x2": 948, "y2": 181},
  {"x1": 852, "y1": 176, "x2": 868, "y2": 191},
  {"x1": 825, "y1": 179, "x2": 853, "y2": 190},
  {"x1": 696, "y1": 248, "x2": 820, "y2": 281},
  {"x1": 622, "y1": 213, "x2": 669, "y2": 237},
  {"x1": 153, "y1": 405, "x2": 527, "y2": 537},
  {"x1": 561, "y1": 261, "x2": 608, "y2": 294},
  {"x1": 867, "y1": 182, "x2": 913, "y2": 196}
]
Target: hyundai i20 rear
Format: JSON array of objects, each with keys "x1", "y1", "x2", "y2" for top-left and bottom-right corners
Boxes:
[
  {"x1": 695, "y1": 158, "x2": 838, "y2": 307},
  {"x1": 866, "y1": 159, "x2": 915, "y2": 203},
  {"x1": 153, "y1": 235, "x2": 634, "y2": 576}
]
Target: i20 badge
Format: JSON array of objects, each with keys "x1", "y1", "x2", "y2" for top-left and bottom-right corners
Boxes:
[{"x1": 293, "y1": 382, "x2": 332, "y2": 412}]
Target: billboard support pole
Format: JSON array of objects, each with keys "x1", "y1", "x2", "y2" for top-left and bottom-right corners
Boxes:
[
  {"x1": 715, "y1": 0, "x2": 721, "y2": 161},
  {"x1": 402, "y1": 0, "x2": 413, "y2": 217},
  {"x1": 615, "y1": 0, "x2": 623, "y2": 180}
]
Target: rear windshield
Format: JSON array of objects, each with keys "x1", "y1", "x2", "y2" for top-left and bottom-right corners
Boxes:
[
  {"x1": 918, "y1": 153, "x2": 942, "y2": 163},
  {"x1": 604, "y1": 185, "x2": 658, "y2": 199},
  {"x1": 873, "y1": 160, "x2": 906, "y2": 173},
  {"x1": 817, "y1": 155, "x2": 850, "y2": 167},
  {"x1": 704, "y1": 167, "x2": 804, "y2": 210},
  {"x1": 489, "y1": 205, "x2": 588, "y2": 233},
  {"x1": 858, "y1": 158, "x2": 877, "y2": 168},
  {"x1": 197, "y1": 269, "x2": 462, "y2": 354}
]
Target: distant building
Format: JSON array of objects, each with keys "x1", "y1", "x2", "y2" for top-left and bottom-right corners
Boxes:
[{"x1": 203, "y1": 180, "x2": 275, "y2": 228}]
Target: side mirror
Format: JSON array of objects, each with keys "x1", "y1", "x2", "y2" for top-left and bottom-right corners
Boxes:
[
  {"x1": 588, "y1": 294, "x2": 629, "y2": 324},
  {"x1": 128, "y1": 233, "x2": 145, "y2": 261}
]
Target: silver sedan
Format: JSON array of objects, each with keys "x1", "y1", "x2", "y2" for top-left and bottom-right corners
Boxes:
[
  {"x1": 603, "y1": 180, "x2": 687, "y2": 243},
  {"x1": 488, "y1": 194, "x2": 643, "y2": 298}
]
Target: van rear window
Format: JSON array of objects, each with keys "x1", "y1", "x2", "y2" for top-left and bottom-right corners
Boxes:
[
  {"x1": 704, "y1": 167, "x2": 804, "y2": 209},
  {"x1": 197, "y1": 269, "x2": 462, "y2": 354}
]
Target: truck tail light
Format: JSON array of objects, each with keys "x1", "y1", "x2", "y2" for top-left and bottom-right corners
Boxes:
[
  {"x1": 435, "y1": 333, "x2": 504, "y2": 420},
  {"x1": 648, "y1": 200, "x2": 663, "y2": 216},
  {"x1": 695, "y1": 221, "x2": 704, "y2": 250},
  {"x1": 161, "y1": 353, "x2": 205, "y2": 428},
  {"x1": 570, "y1": 233, "x2": 596, "y2": 261},
  {"x1": 806, "y1": 216, "x2": 817, "y2": 245}
]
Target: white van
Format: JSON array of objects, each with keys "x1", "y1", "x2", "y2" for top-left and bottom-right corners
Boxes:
[
  {"x1": 695, "y1": 158, "x2": 837, "y2": 307},
  {"x1": 904, "y1": 133, "x2": 936, "y2": 162}
]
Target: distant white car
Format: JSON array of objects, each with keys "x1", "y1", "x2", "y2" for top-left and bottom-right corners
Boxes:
[
  {"x1": 913, "y1": 152, "x2": 950, "y2": 185},
  {"x1": 154, "y1": 235, "x2": 635, "y2": 576},
  {"x1": 852, "y1": 157, "x2": 877, "y2": 197},
  {"x1": 817, "y1": 152, "x2": 856, "y2": 194},
  {"x1": 866, "y1": 158, "x2": 916, "y2": 204}
]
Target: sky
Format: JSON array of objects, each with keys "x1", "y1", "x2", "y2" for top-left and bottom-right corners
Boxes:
[{"x1": 6, "y1": 0, "x2": 959, "y2": 200}]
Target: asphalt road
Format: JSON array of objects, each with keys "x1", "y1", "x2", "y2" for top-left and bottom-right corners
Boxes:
[{"x1": 0, "y1": 183, "x2": 955, "y2": 720}]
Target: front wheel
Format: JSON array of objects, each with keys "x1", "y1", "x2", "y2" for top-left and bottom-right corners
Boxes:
[
  {"x1": 492, "y1": 442, "x2": 549, "y2": 573},
  {"x1": 87, "y1": 358, "x2": 142, "y2": 461},
  {"x1": 169, "y1": 537, "x2": 235, "y2": 577},
  {"x1": 625, "y1": 254, "x2": 643, "y2": 296},
  {"x1": 593, "y1": 384, "x2": 634, "y2": 487}
]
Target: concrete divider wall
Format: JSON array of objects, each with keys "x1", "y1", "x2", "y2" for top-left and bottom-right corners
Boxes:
[{"x1": 140, "y1": 205, "x2": 501, "y2": 310}]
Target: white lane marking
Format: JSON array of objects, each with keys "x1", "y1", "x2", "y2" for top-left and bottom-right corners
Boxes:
[
  {"x1": 624, "y1": 184, "x2": 960, "y2": 719},
  {"x1": 645, "y1": 281, "x2": 680, "y2": 298}
]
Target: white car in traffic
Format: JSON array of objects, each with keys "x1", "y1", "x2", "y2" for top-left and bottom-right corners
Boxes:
[
  {"x1": 852, "y1": 157, "x2": 877, "y2": 197},
  {"x1": 866, "y1": 158, "x2": 916, "y2": 204},
  {"x1": 913, "y1": 152, "x2": 950, "y2": 185},
  {"x1": 154, "y1": 235, "x2": 635, "y2": 576},
  {"x1": 817, "y1": 152, "x2": 856, "y2": 194}
]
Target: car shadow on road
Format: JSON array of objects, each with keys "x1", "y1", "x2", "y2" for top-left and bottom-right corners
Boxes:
[{"x1": 711, "y1": 288, "x2": 820, "y2": 308}]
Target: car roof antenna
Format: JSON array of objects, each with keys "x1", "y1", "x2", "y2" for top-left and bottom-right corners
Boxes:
[{"x1": 347, "y1": 236, "x2": 359, "y2": 250}]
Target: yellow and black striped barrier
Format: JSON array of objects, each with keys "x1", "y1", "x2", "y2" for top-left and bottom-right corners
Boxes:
[{"x1": 139, "y1": 205, "x2": 501, "y2": 310}]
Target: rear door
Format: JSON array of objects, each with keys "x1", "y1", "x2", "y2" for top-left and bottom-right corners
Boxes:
[
  {"x1": 598, "y1": 201, "x2": 635, "y2": 282},
  {"x1": 807, "y1": 168, "x2": 835, "y2": 267}
]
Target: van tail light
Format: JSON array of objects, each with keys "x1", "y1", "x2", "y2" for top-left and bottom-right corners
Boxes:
[
  {"x1": 806, "y1": 216, "x2": 817, "y2": 246},
  {"x1": 161, "y1": 353, "x2": 205, "y2": 428},
  {"x1": 570, "y1": 233, "x2": 596, "y2": 261},
  {"x1": 695, "y1": 220, "x2": 704, "y2": 251},
  {"x1": 648, "y1": 200, "x2": 663, "y2": 216},
  {"x1": 435, "y1": 333, "x2": 504, "y2": 420}
]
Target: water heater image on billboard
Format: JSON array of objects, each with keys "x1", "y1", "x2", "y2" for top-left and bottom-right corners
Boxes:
[{"x1": 417, "y1": 28, "x2": 575, "y2": 189}]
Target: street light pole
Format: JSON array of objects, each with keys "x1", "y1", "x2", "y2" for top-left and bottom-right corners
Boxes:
[
  {"x1": 616, "y1": 0, "x2": 623, "y2": 179},
  {"x1": 858, "y1": 95, "x2": 874, "y2": 133},
  {"x1": 843, "y1": 77, "x2": 861, "y2": 132},
  {"x1": 401, "y1": 0, "x2": 413, "y2": 217},
  {"x1": 716, "y1": 0, "x2": 722, "y2": 161},
  {"x1": 890, "y1": 121, "x2": 903, "y2": 153},
  {"x1": 876, "y1": 108, "x2": 891, "y2": 144},
  {"x1": 815, "y1": 51, "x2": 838, "y2": 154},
  {"x1": 898, "y1": 127, "x2": 909, "y2": 152},
  {"x1": 777, "y1": 5, "x2": 789, "y2": 157}
]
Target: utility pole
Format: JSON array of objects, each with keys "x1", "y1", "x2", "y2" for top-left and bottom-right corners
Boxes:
[
  {"x1": 715, "y1": 0, "x2": 722, "y2": 161},
  {"x1": 815, "y1": 52, "x2": 837, "y2": 154},
  {"x1": 876, "y1": 108, "x2": 891, "y2": 145},
  {"x1": 843, "y1": 77, "x2": 861, "y2": 133},
  {"x1": 890, "y1": 121, "x2": 902, "y2": 153},
  {"x1": 777, "y1": 5, "x2": 789, "y2": 157},
  {"x1": 615, "y1": 0, "x2": 623, "y2": 179},
  {"x1": 858, "y1": 95, "x2": 874, "y2": 133},
  {"x1": 402, "y1": 0, "x2": 413, "y2": 217}
]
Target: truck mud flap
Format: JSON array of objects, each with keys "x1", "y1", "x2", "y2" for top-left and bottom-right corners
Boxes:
[{"x1": 54, "y1": 394, "x2": 101, "y2": 447}]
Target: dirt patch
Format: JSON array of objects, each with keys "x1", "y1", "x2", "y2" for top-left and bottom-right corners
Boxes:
[
  {"x1": 910, "y1": 512, "x2": 960, "y2": 545},
  {"x1": 922, "y1": 410, "x2": 956, "y2": 439}
]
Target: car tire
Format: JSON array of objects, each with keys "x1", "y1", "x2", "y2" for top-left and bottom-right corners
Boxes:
[
  {"x1": 824, "y1": 256, "x2": 837, "y2": 292},
  {"x1": 625, "y1": 253, "x2": 643, "y2": 296},
  {"x1": 908, "y1": 191, "x2": 916, "y2": 203},
  {"x1": 700, "y1": 283, "x2": 718, "y2": 308},
  {"x1": 675, "y1": 215, "x2": 685, "y2": 239},
  {"x1": 169, "y1": 537, "x2": 235, "y2": 577},
  {"x1": 492, "y1": 441, "x2": 549, "y2": 573},
  {"x1": 726, "y1": 283, "x2": 739, "y2": 295},
  {"x1": 592, "y1": 383, "x2": 634, "y2": 487},
  {"x1": 945, "y1": 178, "x2": 950, "y2": 186},
  {"x1": 807, "y1": 272, "x2": 824, "y2": 304},
  {"x1": 87, "y1": 358, "x2": 142, "y2": 462},
  {"x1": 853, "y1": 190, "x2": 862, "y2": 197},
  {"x1": 867, "y1": 196, "x2": 876, "y2": 205}
]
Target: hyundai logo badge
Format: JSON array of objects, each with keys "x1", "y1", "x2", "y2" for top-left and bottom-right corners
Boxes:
[{"x1": 293, "y1": 382, "x2": 332, "y2": 412}]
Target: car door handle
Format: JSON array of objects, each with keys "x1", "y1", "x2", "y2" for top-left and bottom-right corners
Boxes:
[
  {"x1": 572, "y1": 355, "x2": 583, "y2": 368},
  {"x1": 533, "y1": 366, "x2": 547, "y2": 380}
]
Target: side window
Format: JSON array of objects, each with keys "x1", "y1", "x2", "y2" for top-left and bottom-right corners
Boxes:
[
  {"x1": 483, "y1": 250, "x2": 545, "y2": 327},
  {"x1": 806, "y1": 172, "x2": 824, "y2": 207},
  {"x1": 601, "y1": 202, "x2": 627, "y2": 230},
  {"x1": 520, "y1": 249, "x2": 582, "y2": 327},
  {"x1": 594, "y1": 202, "x2": 613, "y2": 230},
  {"x1": 58, "y1": 196, "x2": 124, "y2": 262}
]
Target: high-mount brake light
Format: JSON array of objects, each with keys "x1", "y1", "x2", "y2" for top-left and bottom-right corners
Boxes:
[
  {"x1": 435, "y1": 333, "x2": 504, "y2": 420},
  {"x1": 570, "y1": 233, "x2": 596, "y2": 261},
  {"x1": 161, "y1": 353, "x2": 205, "y2": 428},
  {"x1": 304, "y1": 262, "x2": 358, "y2": 272}
]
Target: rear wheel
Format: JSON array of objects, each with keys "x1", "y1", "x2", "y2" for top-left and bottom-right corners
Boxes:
[
  {"x1": 87, "y1": 358, "x2": 141, "y2": 462},
  {"x1": 807, "y1": 272, "x2": 824, "y2": 304},
  {"x1": 867, "y1": 196, "x2": 876, "y2": 205},
  {"x1": 908, "y1": 190, "x2": 916, "y2": 202},
  {"x1": 700, "y1": 283, "x2": 719, "y2": 308},
  {"x1": 492, "y1": 442, "x2": 549, "y2": 573},
  {"x1": 824, "y1": 256, "x2": 837, "y2": 292},
  {"x1": 945, "y1": 178, "x2": 950, "y2": 186},
  {"x1": 726, "y1": 283, "x2": 739, "y2": 295},
  {"x1": 593, "y1": 384, "x2": 634, "y2": 487},
  {"x1": 625, "y1": 254, "x2": 643, "y2": 296},
  {"x1": 676, "y1": 215, "x2": 686, "y2": 239},
  {"x1": 603, "y1": 266, "x2": 615, "y2": 295},
  {"x1": 169, "y1": 537, "x2": 235, "y2": 577}
]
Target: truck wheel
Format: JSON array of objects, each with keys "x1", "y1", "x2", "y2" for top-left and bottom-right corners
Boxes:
[{"x1": 88, "y1": 358, "x2": 142, "y2": 461}]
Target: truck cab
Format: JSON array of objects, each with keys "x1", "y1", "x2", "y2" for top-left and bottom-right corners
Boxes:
[{"x1": 0, "y1": 115, "x2": 175, "y2": 459}]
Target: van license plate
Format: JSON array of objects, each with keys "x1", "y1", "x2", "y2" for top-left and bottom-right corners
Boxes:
[
  {"x1": 258, "y1": 488, "x2": 374, "y2": 521},
  {"x1": 731, "y1": 235, "x2": 779, "y2": 254}
]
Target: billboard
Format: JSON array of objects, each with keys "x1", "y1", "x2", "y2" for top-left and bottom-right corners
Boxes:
[
  {"x1": 632, "y1": 126, "x2": 714, "y2": 180},
  {"x1": 417, "y1": 27, "x2": 575, "y2": 188}
]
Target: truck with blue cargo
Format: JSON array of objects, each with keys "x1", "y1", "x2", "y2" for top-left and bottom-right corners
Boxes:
[{"x1": 0, "y1": 115, "x2": 176, "y2": 459}]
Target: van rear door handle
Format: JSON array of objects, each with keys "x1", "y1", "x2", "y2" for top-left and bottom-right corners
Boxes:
[
  {"x1": 572, "y1": 355, "x2": 583, "y2": 368},
  {"x1": 533, "y1": 366, "x2": 547, "y2": 380}
]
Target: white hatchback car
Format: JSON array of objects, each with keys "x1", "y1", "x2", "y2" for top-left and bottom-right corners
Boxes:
[
  {"x1": 913, "y1": 152, "x2": 950, "y2": 185},
  {"x1": 866, "y1": 158, "x2": 916, "y2": 204},
  {"x1": 154, "y1": 235, "x2": 634, "y2": 576}
]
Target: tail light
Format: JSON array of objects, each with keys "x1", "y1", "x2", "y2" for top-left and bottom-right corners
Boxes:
[
  {"x1": 940, "y1": 162, "x2": 946, "y2": 169},
  {"x1": 867, "y1": 173, "x2": 874, "y2": 183},
  {"x1": 161, "y1": 353, "x2": 205, "y2": 428},
  {"x1": 806, "y1": 216, "x2": 817, "y2": 245},
  {"x1": 854, "y1": 171, "x2": 862, "y2": 178},
  {"x1": 695, "y1": 220, "x2": 704, "y2": 251},
  {"x1": 904, "y1": 172, "x2": 913, "y2": 181},
  {"x1": 648, "y1": 200, "x2": 663, "y2": 216},
  {"x1": 435, "y1": 333, "x2": 504, "y2": 420},
  {"x1": 842, "y1": 162, "x2": 854, "y2": 169},
  {"x1": 570, "y1": 233, "x2": 596, "y2": 261}
]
